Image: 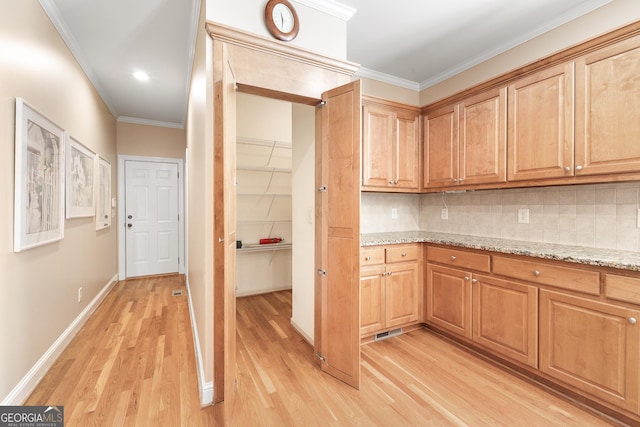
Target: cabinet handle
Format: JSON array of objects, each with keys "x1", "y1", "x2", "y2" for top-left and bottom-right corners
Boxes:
[
  {"x1": 533, "y1": 270, "x2": 540, "y2": 277},
  {"x1": 450, "y1": 255, "x2": 457, "y2": 261},
  {"x1": 629, "y1": 317, "x2": 637, "y2": 325},
  {"x1": 564, "y1": 166, "x2": 571, "y2": 172},
  {"x1": 401, "y1": 252, "x2": 407, "y2": 257},
  {"x1": 464, "y1": 276, "x2": 470, "y2": 281},
  {"x1": 576, "y1": 165, "x2": 583, "y2": 171},
  {"x1": 365, "y1": 256, "x2": 371, "y2": 261}
]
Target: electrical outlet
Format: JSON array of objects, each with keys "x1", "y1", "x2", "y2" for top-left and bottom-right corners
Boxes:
[
  {"x1": 518, "y1": 208, "x2": 530, "y2": 224},
  {"x1": 441, "y1": 208, "x2": 448, "y2": 220},
  {"x1": 78, "y1": 287, "x2": 83, "y2": 303},
  {"x1": 391, "y1": 208, "x2": 398, "y2": 220}
]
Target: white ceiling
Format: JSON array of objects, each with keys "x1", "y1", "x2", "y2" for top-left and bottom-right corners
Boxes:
[{"x1": 39, "y1": 0, "x2": 612, "y2": 129}]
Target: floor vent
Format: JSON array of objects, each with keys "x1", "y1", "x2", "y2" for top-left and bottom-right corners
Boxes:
[
  {"x1": 374, "y1": 328, "x2": 402, "y2": 342},
  {"x1": 172, "y1": 289, "x2": 183, "y2": 297}
]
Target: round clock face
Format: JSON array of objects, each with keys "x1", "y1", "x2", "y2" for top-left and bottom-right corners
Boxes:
[{"x1": 272, "y1": 3, "x2": 295, "y2": 33}]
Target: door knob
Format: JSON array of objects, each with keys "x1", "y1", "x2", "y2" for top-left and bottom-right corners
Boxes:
[
  {"x1": 128, "y1": 215, "x2": 133, "y2": 219},
  {"x1": 127, "y1": 223, "x2": 132, "y2": 228}
]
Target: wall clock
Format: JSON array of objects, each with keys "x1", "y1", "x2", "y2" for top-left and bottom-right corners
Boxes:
[{"x1": 265, "y1": 0, "x2": 299, "y2": 42}]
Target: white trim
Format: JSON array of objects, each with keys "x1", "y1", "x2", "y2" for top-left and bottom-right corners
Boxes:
[
  {"x1": 236, "y1": 286, "x2": 293, "y2": 298},
  {"x1": 355, "y1": 67, "x2": 421, "y2": 91},
  {"x1": 118, "y1": 155, "x2": 185, "y2": 280},
  {"x1": 117, "y1": 116, "x2": 184, "y2": 130},
  {"x1": 185, "y1": 277, "x2": 213, "y2": 405},
  {"x1": 290, "y1": 318, "x2": 314, "y2": 346},
  {"x1": 292, "y1": 0, "x2": 356, "y2": 21},
  {"x1": 1, "y1": 274, "x2": 118, "y2": 405}
]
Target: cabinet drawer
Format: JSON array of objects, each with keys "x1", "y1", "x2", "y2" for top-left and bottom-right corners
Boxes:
[
  {"x1": 427, "y1": 246, "x2": 490, "y2": 273},
  {"x1": 386, "y1": 244, "x2": 419, "y2": 263},
  {"x1": 361, "y1": 247, "x2": 385, "y2": 266},
  {"x1": 605, "y1": 274, "x2": 640, "y2": 305},
  {"x1": 493, "y1": 256, "x2": 600, "y2": 295}
]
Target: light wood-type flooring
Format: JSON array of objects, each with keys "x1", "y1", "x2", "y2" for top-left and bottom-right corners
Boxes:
[{"x1": 28, "y1": 276, "x2": 622, "y2": 426}]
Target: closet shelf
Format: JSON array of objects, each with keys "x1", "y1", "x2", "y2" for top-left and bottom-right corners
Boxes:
[{"x1": 237, "y1": 242, "x2": 292, "y2": 253}]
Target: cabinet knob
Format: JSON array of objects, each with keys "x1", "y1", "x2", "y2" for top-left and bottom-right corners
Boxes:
[
  {"x1": 401, "y1": 252, "x2": 407, "y2": 257},
  {"x1": 450, "y1": 255, "x2": 457, "y2": 261},
  {"x1": 471, "y1": 278, "x2": 478, "y2": 283},
  {"x1": 365, "y1": 256, "x2": 371, "y2": 261},
  {"x1": 629, "y1": 317, "x2": 637, "y2": 325},
  {"x1": 387, "y1": 272, "x2": 392, "y2": 276},
  {"x1": 452, "y1": 178, "x2": 459, "y2": 182},
  {"x1": 564, "y1": 166, "x2": 571, "y2": 172},
  {"x1": 576, "y1": 165, "x2": 583, "y2": 171},
  {"x1": 464, "y1": 276, "x2": 470, "y2": 281},
  {"x1": 533, "y1": 270, "x2": 540, "y2": 277},
  {"x1": 388, "y1": 180, "x2": 394, "y2": 185},
  {"x1": 394, "y1": 180, "x2": 399, "y2": 185}
]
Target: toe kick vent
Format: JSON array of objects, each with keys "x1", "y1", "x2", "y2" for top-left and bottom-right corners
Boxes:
[
  {"x1": 172, "y1": 289, "x2": 183, "y2": 297},
  {"x1": 374, "y1": 328, "x2": 402, "y2": 342}
]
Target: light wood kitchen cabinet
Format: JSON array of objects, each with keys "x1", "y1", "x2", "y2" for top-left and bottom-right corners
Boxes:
[
  {"x1": 360, "y1": 244, "x2": 421, "y2": 336},
  {"x1": 425, "y1": 264, "x2": 473, "y2": 339},
  {"x1": 507, "y1": 62, "x2": 574, "y2": 182},
  {"x1": 362, "y1": 99, "x2": 420, "y2": 191},
  {"x1": 539, "y1": 289, "x2": 640, "y2": 413},
  {"x1": 472, "y1": 274, "x2": 538, "y2": 368},
  {"x1": 424, "y1": 88, "x2": 506, "y2": 189},
  {"x1": 575, "y1": 33, "x2": 640, "y2": 176}
]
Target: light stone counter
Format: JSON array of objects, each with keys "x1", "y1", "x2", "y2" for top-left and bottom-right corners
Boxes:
[{"x1": 361, "y1": 231, "x2": 640, "y2": 272}]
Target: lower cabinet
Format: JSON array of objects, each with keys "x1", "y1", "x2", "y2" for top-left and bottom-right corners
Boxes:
[
  {"x1": 360, "y1": 244, "x2": 421, "y2": 336},
  {"x1": 425, "y1": 264, "x2": 473, "y2": 339},
  {"x1": 539, "y1": 289, "x2": 640, "y2": 413}
]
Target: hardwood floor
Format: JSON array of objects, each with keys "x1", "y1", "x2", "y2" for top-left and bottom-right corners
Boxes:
[
  {"x1": 28, "y1": 276, "x2": 621, "y2": 426},
  {"x1": 25, "y1": 275, "x2": 223, "y2": 426}
]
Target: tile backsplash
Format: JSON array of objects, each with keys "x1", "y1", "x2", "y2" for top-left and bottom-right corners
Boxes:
[{"x1": 361, "y1": 181, "x2": 640, "y2": 252}]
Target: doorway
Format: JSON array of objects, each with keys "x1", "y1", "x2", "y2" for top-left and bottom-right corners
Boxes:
[{"x1": 117, "y1": 155, "x2": 185, "y2": 280}]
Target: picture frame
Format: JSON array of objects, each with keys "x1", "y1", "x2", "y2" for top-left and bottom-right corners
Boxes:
[
  {"x1": 95, "y1": 156, "x2": 112, "y2": 230},
  {"x1": 65, "y1": 135, "x2": 96, "y2": 218},
  {"x1": 14, "y1": 98, "x2": 65, "y2": 252}
]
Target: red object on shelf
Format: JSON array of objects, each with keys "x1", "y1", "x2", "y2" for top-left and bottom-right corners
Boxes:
[{"x1": 259, "y1": 237, "x2": 282, "y2": 244}]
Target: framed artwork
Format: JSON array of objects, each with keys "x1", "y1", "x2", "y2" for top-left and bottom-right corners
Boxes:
[
  {"x1": 65, "y1": 135, "x2": 96, "y2": 218},
  {"x1": 95, "y1": 156, "x2": 111, "y2": 230},
  {"x1": 14, "y1": 98, "x2": 65, "y2": 252}
]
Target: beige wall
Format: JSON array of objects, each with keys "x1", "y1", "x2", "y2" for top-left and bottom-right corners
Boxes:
[
  {"x1": 359, "y1": 77, "x2": 420, "y2": 106},
  {"x1": 0, "y1": 0, "x2": 117, "y2": 402},
  {"x1": 116, "y1": 121, "x2": 185, "y2": 159},
  {"x1": 185, "y1": 0, "x2": 215, "y2": 402},
  {"x1": 420, "y1": 0, "x2": 640, "y2": 105}
]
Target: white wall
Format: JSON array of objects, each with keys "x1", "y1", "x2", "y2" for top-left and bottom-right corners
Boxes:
[
  {"x1": 291, "y1": 103, "x2": 315, "y2": 343},
  {"x1": 207, "y1": 0, "x2": 347, "y2": 60}
]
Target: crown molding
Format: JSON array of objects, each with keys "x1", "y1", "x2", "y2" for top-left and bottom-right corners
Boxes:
[
  {"x1": 38, "y1": 0, "x2": 118, "y2": 118},
  {"x1": 118, "y1": 116, "x2": 184, "y2": 129},
  {"x1": 292, "y1": 0, "x2": 356, "y2": 21},
  {"x1": 355, "y1": 67, "x2": 420, "y2": 92}
]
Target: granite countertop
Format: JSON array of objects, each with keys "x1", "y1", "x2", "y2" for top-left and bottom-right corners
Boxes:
[{"x1": 361, "y1": 231, "x2": 640, "y2": 272}]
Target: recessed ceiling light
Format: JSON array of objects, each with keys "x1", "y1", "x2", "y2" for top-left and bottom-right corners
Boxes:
[{"x1": 133, "y1": 70, "x2": 150, "y2": 81}]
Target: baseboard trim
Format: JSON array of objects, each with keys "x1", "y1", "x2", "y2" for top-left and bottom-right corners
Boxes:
[
  {"x1": 290, "y1": 318, "x2": 314, "y2": 346},
  {"x1": 236, "y1": 285, "x2": 292, "y2": 298},
  {"x1": 185, "y1": 277, "x2": 213, "y2": 406},
  {"x1": 1, "y1": 273, "x2": 119, "y2": 405}
]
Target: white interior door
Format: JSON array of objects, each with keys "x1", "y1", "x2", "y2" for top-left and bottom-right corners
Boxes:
[{"x1": 125, "y1": 160, "x2": 179, "y2": 277}]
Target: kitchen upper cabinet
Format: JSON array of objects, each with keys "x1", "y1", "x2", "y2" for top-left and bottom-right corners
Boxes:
[
  {"x1": 540, "y1": 290, "x2": 640, "y2": 413},
  {"x1": 507, "y1": 62, "x2": 574, "y2": 181},
  {"x1": 472, "y1": 275, "x2": 538, "y2": 368},
  {"x1": 575, "y1": 34, "x2": 640, "y2": 176},
  {"x1": 362, "y1": 99, "x2": 420, "y2": 192},
  {"x1": 424, "y1": 88, "x2": 506, "y2": 189}
]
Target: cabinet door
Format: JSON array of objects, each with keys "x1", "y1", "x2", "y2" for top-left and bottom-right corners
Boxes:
[
  {"x1": 459, "y1": 88, "x2": 507, "y2": 185},
  {"x1": 575, "y1": 34, "x2": 640, "y2": 176},
  {"x1": 472, "y1": 275, "x2": 538, "y2": 368},
  {"x1": 394, "y1": 110, "x2": 420, "y2": 189},
  {"x1": 424, "y1": 104, "x2": 459, "y2": 188},
  {"x1": 360, "y1": 265, "x2": 386, "y2": 335},
  {"x1": 426, "y1": 264, "x2": 472, "y2": 339},
  {"x1": 540, "y1": 290, "x2": 640, "y2": 412},
  {"x1": 362, "y1": 104, "x2": 394, "y2": 188},
  {"x1": 385, "y1": 262, "x2": 420, "y2": 328},
  {"x1": 508, "y1": 62, "x2": 574, "y2": 181}
]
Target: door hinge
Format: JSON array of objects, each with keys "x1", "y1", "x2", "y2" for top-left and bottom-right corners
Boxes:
[
  {"x1": 317, "y1": 269, "x2": 326, "y2": 277},
  {"x1": 316, "y1": 352, "x2": 326, "y2": 364},
  {"x1": 178, "y1": 257, "x2": 180, "y2": 264},
  {"x1": 317, "y1": 100, "x2": 327, "y2": 108},
  {"x1": 317, "y1": 185, "x2": 327, "y2": 192}
]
